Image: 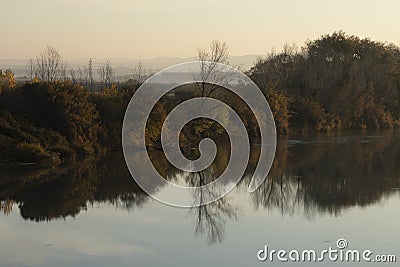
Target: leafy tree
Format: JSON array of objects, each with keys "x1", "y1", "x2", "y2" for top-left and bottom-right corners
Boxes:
[
  {"x1": 249, "y1": 31, "x2": 400, "y2": 132},
  {"x1": 0, "y1": 69, "x2": 16, "y2": 92}
]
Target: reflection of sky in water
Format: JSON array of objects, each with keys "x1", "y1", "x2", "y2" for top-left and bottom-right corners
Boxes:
[
  {"x1": 1, "y1": 131, "x2": 400, "y2": 266},
  {"x1": 0, "y1": 191, "x2": 399, "y2": 267}
]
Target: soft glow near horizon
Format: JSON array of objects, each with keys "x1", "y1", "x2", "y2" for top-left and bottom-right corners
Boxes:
[{"x1": 1, "y1": 0, "x2": 400, "y2": 59}]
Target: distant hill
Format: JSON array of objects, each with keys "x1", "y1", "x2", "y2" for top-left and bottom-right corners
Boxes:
[{"x1": 0, "y1": 55, "x2": 263, "y2": 79}]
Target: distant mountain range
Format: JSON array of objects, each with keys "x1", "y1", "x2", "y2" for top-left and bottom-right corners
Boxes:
[{"x1": 0, "y1": 55, "x2": 264, "y2": 79}]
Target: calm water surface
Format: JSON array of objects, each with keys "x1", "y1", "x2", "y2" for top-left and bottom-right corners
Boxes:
[{"x1": 0, "y1": 131, "x2": 399, "y2": 266}]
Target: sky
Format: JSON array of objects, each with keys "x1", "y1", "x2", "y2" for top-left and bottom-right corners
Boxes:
[{"x1": 1, "y1": 0, "x2": 400, "y2": 60}]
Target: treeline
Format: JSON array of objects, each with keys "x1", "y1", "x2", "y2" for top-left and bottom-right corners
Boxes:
[
  {"x1": 1, "y1": 32, "x2": 400, "y2": 165},
  {"x1": 249, "y1": 31, "x2": 400, "y2": 134},
  {"x1": 26, "y1": 46, "x2": 147, "y2": 88},
  {"x1": 0, "y1": 81, "x2": 135, "y2": 166}
]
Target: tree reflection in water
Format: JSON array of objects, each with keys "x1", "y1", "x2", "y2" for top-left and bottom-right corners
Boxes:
[
  {"x1": 251, "y1": 132, "x2": 400, "y2": 218},
  {"x1": 0, "y1": 131, "x2": 399, "y2": 244},
  {"x1": 187, "y1": 169, "x2": 240, "y2": 244}
]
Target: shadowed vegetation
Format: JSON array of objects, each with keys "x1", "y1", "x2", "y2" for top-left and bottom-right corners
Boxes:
[
  {"x1": 249, "y1": 31, "x2": 400, "y2": 133},
  {"x1": 1, "y1": 32, "x2": 400, "y2": 165}
]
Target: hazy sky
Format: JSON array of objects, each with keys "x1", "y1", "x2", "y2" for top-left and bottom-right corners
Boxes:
[{"x1": 1, "y1": 0, "x2": 400, "y2": 59}]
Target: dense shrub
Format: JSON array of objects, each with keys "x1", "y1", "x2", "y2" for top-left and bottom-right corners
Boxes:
[
  {"x1": 13, "y1": 143, "x2": 61, "y2": 166},
  {"x1": 0, "y1": 81, "x2": 101, "y2": 154},
  {"x1": 0, "y1": 110, "x2": 73, "y2": 165},
  {"x1": 90, "y1": 88, "x2": 133, "y2": 151},
  {"x1": 289, "y1": 98, "x2": 327, "y2": 132},
  {"x1": 249, "y1": 31, "x2": 400, "y2": 133},
  {"x1": 266, "y1": 87, "x2": 290, "y2": 134}
]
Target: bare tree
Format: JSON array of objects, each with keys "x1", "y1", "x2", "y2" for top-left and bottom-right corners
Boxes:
[
  {"x1": 196, "y1": 40, "x2": 230, "y2": 97},
  {"x1": 35, "y1": 46, "x2": 67, "y2": 82},
  {"x1": 134, "y1": 61, "x2": 146, "y2": 84},
  {"x1": 69, "y1": 68, "x2": 77, "y2": 83},
  {"x1": 27, "y1": 59, "x2": 35, "y2": 81},
  {"x1": 98, "y1": 64, "x2": 105, "y2": 86},
  {"x1": 60, "y1": 63, "x2": 68, "y2": 81},
  {"x1": 83, "y1": 65, "x2": 89, "y2": 86},
  {"x1": 88, "y1": 58, "x2": 93, "y2": 90},
  {"x1": 99, "y1": 60, "x2": 114, "y2": 88},
  {"x1": 77, "y1": 67, "x2": 85, "y2": 84},
  {"x1": 105, "y1": 60, "x2": 114, "y2": 87},
  {"x1": 198, "y1": 40, "x2": 229, "y2": 65}
]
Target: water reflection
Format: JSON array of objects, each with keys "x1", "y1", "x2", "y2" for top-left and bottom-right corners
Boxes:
[
  {"x1": 252, "y1": 132, "x2": 400, "y2": 218},
  {"x1": 0, "y1": 131, "x2": 399, "y2": 244},
  {"x1": 0, "y1": 155, "x2": 148, "y2": 221},
  {"x1": 191, "y1": 194, "x2": 240, "y2": 244}
]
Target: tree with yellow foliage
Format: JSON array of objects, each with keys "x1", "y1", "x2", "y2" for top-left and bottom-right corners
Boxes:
[{"x1": 0, "y1": 69, "x2": 16, "y2": 92}]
